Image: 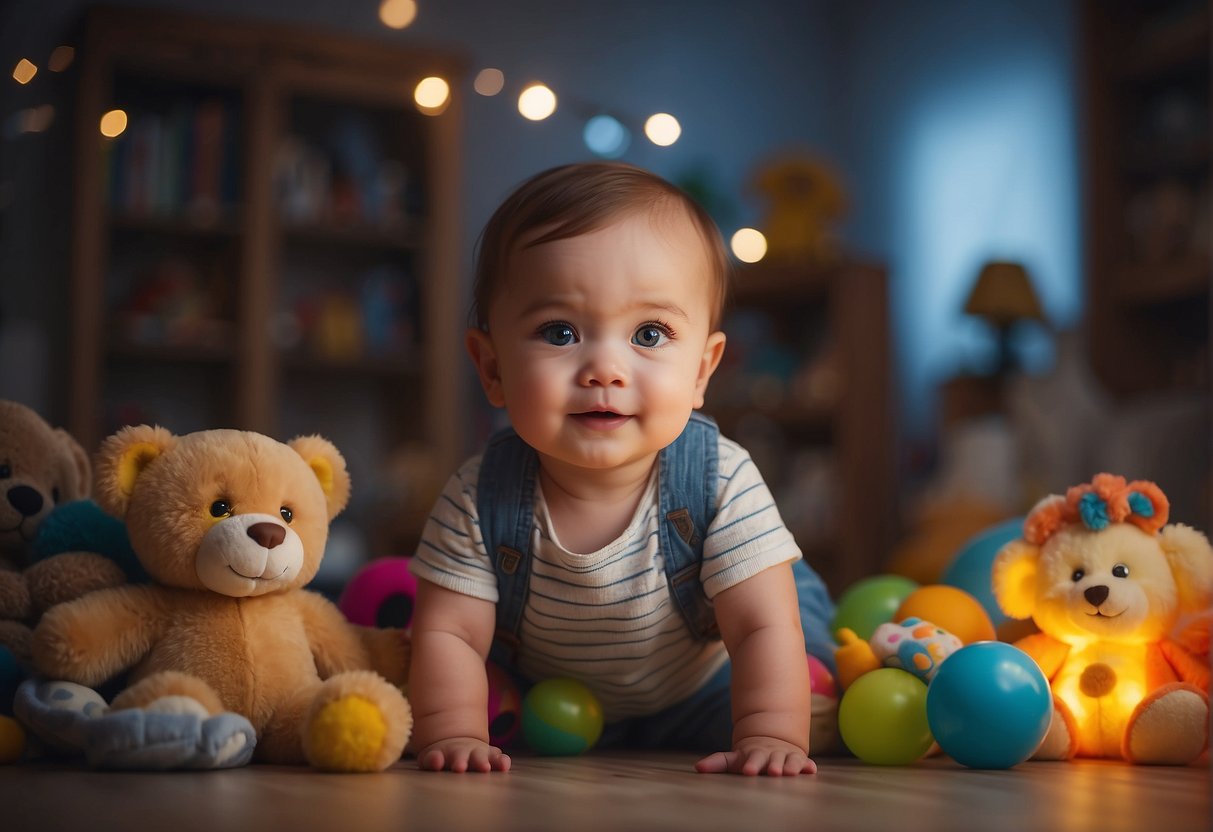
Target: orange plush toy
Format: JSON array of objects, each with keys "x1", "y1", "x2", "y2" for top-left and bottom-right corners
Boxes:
[
  {"x1": 32, "y1": 426, "x2": 411, "y2": 771},
  {"x1": 992, "y1": 474, "x2": 1212, "y2": 764}
]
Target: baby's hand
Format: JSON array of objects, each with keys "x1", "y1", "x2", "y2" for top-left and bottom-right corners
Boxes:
[
  {"x1": 417, "y1": 737, "x2": 512, "y2": 773},
  {"x1": 695, "y1": 736, "x2": 817, "y2": 776}
]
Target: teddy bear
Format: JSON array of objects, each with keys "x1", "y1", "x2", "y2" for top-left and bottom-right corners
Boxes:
[
  {"x1": 992, "y1": 473, "x2": 1213, "y2": 764},
  {"x1": 31, "y1": 425, "x2": 412, "y2": 772},
  {"x1": 1, "y1": 401, "x2": 128, "y2": 674}
]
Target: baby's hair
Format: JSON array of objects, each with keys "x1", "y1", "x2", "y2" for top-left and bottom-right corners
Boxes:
[{"x1": 471, "y1": 161, "x2": 730, "y2": 330}]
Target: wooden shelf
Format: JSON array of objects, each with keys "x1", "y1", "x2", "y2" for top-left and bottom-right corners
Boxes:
[
  {"x1": 706, "y1": 259, "x2": 896, "y2": 596},
  {"x1": 68, "y1": 6, "x2": 465, "y2": 555}
]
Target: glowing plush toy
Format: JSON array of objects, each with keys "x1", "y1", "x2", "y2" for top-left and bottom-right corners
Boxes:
[{"x1": 992, "y1": 474, "x2": 1212, "y2": 764}]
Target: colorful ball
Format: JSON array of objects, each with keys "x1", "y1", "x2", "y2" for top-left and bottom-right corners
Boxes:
[
  {"x1": 831, "y1": 574, "x2": 919, "y2": 641},
  {"x1": 0, "y1": 715, "x2": 25, "y2": 765},
  {"x1": 521, "y1": 678, "x2": 604, "y2": 756},
  {"x1": 806, "y1": 653, "x2": 837, "y2": 699},
  {"x1": 486, "y1": 662, "x2": 522, "y2": 748},
  {"x1": 941, "y1": 518, "x2": 1024, "y2": 628},
  {"x1": 893, "y1": 584, "x2": 996, "y2": 645},
  {"x1": 837, "y1": 667, "x2": 933, "y2": 765},
  {"x1": 926, "y1": 641, "x2": 1052, "y2": 769},
  {"x1": 338, "y1": 557, "x2": 418, "y2": 629}
]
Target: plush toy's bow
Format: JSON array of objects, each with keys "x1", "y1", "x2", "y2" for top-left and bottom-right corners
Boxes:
[{"x1": 1024, "y1": 473, "x2": 1169, "y2": 545}]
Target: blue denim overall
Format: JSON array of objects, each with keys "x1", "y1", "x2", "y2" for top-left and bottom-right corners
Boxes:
[{"x1": 477, "y1": 412, "x2": 835, "y2": 751}]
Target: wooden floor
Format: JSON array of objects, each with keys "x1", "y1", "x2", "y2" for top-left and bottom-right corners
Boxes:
[{"x1": 2, "y1": 752, "x2": 1209, "y2": 832}]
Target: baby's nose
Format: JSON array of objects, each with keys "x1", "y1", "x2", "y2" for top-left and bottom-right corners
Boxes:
[{"x1": 578, "y1": 343, "x2": 627, "y2": 387}]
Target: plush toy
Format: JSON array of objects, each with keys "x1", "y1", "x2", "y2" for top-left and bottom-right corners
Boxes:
[
  {"x1": 30, "y1": 426, "x2": 411, "y2": 772},
  {"x1": 992, "y1": 473, "x2": 1213, "y2": 764},
  {"x1": 0, "y1": 402, "x2": 127, "y2": 688}
]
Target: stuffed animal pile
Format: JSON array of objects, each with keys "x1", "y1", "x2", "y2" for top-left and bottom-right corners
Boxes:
[
  {"x1": 992, "y1": 473, "x2": 1212, "y2": 764},
  {"x1": 28, "y1": 425, "x2": 411, "y2": 771}
]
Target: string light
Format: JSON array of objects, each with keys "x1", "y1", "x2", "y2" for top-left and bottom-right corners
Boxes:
[
  {"x1": 12, "y1": 58, "x2": 37, "y2": 85},
  {"x1": 644, "y1": 113, "x2": 681, "y2": 147},
  {"x1": 48, "y1": 46, "x2": 74, "y2": 72},
  {"x1": 474, "y1": 68, "x2": 505, "y2": 96},
  {"x1": 518, "y1": 84, "x2": 557, "y2": 121},
  {"x1": 99, "y1": 109, "x2": 128, "y2": 138},
  {"x1": 730, "y1": 228, "x2": 767, "y2": 263},
  {"x1": 379, "y1": 0, "x2": 418, "y2": 30},
  {"x1": 583, "y1": 114, "x2": 630, "y2": 158},
  {"x1": 414, "y1": 76, "x2": 450, "y2": 115}
]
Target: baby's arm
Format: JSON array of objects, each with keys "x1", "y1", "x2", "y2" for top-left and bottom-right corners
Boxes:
[
  {"x1": 408, "y1": 578, "x2": 511, "y2": 772},
  {"x1": 695, "y1": 561, "x2": 815, "y2": 776}
]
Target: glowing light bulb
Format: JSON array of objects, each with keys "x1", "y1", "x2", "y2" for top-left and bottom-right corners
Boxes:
[
  {"x1": 730, "y1": 228, "x2": 767, "y2": 263},
  {"x1": 583, "y1": 114, "x2": 629, "y2": 158},
  {"x1": 518, "y1": 84, "x2": 557, "y2": 121},
  {"x1": 644, "y1": 113, "x2": 681, "y2": 146},
  {"x1": 12, "y1": 59, "x2": 37, "y2": 85},
  {"x1": 474, "y1": 68, "x2": 504, "y2": 97},
  {"x1": 379, "y1": 0, "x2": 418, "y2": 30},
  {"x1": 414, "y1": 76, "x2": 450, "y2": 115},
  {"x1": 99, "y1": 109, "x2": 128, "y2": 138}
]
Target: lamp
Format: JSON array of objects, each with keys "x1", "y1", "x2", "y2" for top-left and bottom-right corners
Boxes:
[{"x1": 963, "y1": 261, "x2": 1044, "y2": 375}]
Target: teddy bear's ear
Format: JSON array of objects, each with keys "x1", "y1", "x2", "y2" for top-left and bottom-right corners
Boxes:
[
  {"x1": 289, "y1": 435, "x2": 351, "y2": 520},
  {"x1": 54, "y1": 428, "x2": 92, "y2": 501},
  {"x1": 93, "y1": 424, "x2": 177, "y2": 518},
  {"x1": 991, "y1": 539, "x2": 1041, "y2": 620},
  {"x1": 1158, "y1": 524, "x2": 1213, "y2": 613}
]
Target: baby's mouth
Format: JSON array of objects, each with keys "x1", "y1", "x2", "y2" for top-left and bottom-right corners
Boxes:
[{"x1": 578, "y1": 410, "x2": 623, "y2": 419}]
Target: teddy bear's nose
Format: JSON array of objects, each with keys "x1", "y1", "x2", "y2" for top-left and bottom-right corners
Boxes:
[
  {"x1": 247, "y1": 522, "x2": 286, "y2": 550},
  {"x1": 6, "y1": 484, "x2": 44, "y2": 518},
  {"x1": 1084, "y1": 584, "x2": 1109, "y2": 607}
]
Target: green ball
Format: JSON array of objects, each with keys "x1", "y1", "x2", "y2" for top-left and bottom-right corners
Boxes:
[
  {"x1": 838, "y1": 667, "x2": 933, "y2": 766},
  {"x1": 831, "y1": 574, "x2": 919, "y2": 641},
  {"x1": 521, "y1": 678, "x2": 604, "y2": 756}
]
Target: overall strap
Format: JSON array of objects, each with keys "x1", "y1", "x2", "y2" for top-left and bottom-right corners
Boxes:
[
  {"x1": 657, "y1": 411, "x2": 721, "y2": 640},
  {"x1": 476, "y1": 426, "x2": 539, "y2": 666}
]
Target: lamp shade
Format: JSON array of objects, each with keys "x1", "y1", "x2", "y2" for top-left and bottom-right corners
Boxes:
[{"x1": 963, "y1": 262, "x2": 1044, "y2": 324}]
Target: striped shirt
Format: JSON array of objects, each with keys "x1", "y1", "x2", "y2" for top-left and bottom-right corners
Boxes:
[{"x1": 410, "y1": 434, "x2": 801, "y2": 720}]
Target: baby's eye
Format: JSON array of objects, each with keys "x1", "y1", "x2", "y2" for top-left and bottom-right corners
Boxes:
[
  {"x1": 280, "y1": 506, "x2": 294, "y2": 524},
  {"x1": 210, "y1": 500, "x2": 232, "y2": 518},
  {"x1": 1071, "y1": 568, "x2": 1085, "y2": 582},
  {"x1": 1111, "y1": 563, "x2": 1129, "y2": 579},
  {"x1": 538, "y1": 322, "x2": 577, "y2": 346},
  {"x1": 632, "y1": 324, "x2": 670, "y2": 348}
]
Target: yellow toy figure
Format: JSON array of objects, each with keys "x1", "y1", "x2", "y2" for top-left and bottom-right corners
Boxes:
[
  {"x1": 992, "y1": 474, "x2": 1212, "y2": 764},
  {"x1": 751, "y1": 154, "x2": 847, "y2": 266}
]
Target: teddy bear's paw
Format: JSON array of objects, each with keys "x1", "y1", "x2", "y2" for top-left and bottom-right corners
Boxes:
[
  {"x1": 1032, "y1": 701, "x2": 1078, "y2": 760},
  {"x1": 13, "y1": 678, "x2": 109, "y2": 755},
  {"x1": 304, "y1": 671, "x2": 412, "y2": 772},
  {"x1": 1124, "y1": 683, "x2": 1208, "y2": 765},
  {"x1": 145, "y1": 695, "x2": 210, "y2": 719}
]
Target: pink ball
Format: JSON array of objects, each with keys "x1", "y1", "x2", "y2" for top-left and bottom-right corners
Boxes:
[
  {"x1": 807, "y1": 654, "x2": 837, "y2": 699},
  {"x1": 486, "y1": 662, "x2": 522, "y2": 748},
  {"x1": 338, "y1": 557, "x2": 418, "y2": 629}
]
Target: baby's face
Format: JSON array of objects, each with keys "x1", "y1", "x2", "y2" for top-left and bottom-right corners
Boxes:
[{"x1": 468, "y1": 208, "x2": 725, "y2": 476}]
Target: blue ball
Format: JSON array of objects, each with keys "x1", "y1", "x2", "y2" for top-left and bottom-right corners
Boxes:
[
  {"x1": 940, "y1": 518, "x2": 1024, "y2": 628},
  {"x1": 926, "y1": 641, "x2": 1052, "y2": 769}
]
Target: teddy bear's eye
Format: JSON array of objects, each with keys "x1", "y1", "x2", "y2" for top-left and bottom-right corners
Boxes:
[
  {"x1": 280, "y1": 506, "x2": 293, "y2": 524},
  {"x1": 0, "y1": 462, "x2": 10, "y2": 479},
  {"x1": 209, "y1": 500, "x2": 232, "y2": 518},
  {"x1": 1071, "y1": 568, "x2": 1085, "y2": 582},
  {"x1": 1111, "y1": 563, "x2": 1129, "y2": 579}
]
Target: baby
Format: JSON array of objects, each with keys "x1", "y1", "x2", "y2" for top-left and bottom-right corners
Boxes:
[{"x1": 408, "y1": 162, "x2": 834, "y2": 775}]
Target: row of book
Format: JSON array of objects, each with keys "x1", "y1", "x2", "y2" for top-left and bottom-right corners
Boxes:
[{"x1": 105, "y1": 97, "x2": 241, "y2": 216}]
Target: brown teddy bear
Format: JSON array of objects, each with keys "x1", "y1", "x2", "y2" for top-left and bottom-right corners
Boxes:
[
  {"x1": 0, "y1": 401, "x2": 127, "y2": 665},
  {"x1": 992, "y1": 473, "x2": 1212, "y2": 764},
  {"x1": 32, "y1": 425, "x2": 412, "y2": 771}
]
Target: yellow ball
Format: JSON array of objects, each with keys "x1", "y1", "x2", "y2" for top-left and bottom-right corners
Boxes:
[
  {"x1": 894, "y1": 584, "x2": 996, "y2": 644},
  {"x1": 0, "y1": 715, "x2": 26, "y2": 765}
]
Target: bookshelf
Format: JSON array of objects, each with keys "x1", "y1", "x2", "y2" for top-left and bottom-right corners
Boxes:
[
  {"x1": 704, "y1": 260, "x2": 896, "y2": 595},
  {"x1": 1081, "y1": 0, "x2": 1210, "y2": 398},
  {"x1": 67, "y1": 6, "x2": 464, "y2": 562}
]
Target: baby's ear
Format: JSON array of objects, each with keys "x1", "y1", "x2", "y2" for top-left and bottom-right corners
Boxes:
[
  {"x1": 94, "y1": 425, "x2": 177, "y2": 518},
  {"x1": 1159, "y1": 524, "x2": 1213, "y2": 612},
  {"x1": 465, "y1": 327, "x2": 505, "y2": 408},
  {"x1": 693, "y1": 331, "x2": 727, "y2": 409},
  {"x1": 992, "y1": 539, "x2": 1041, "y2": 620},
  {"x1": 289, "y1": 435, "x2": 351, "y2": 520}
]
